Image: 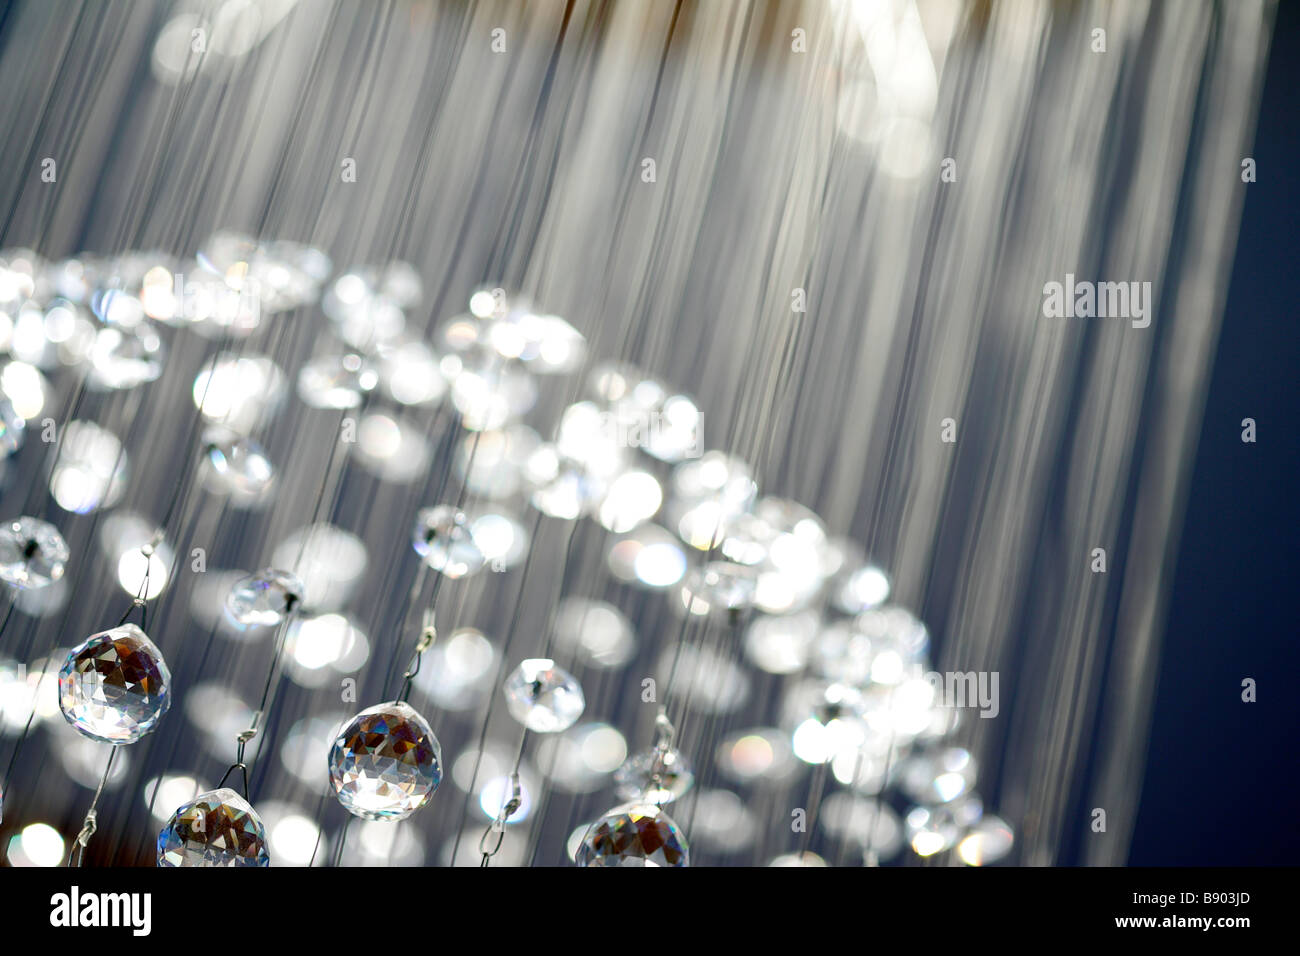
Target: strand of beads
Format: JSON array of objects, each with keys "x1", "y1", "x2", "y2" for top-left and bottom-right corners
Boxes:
[
  {"x1": 478, "y1": 657, "x2": 586, "y2": 866},
  {"x1": 577, "y1": 710, "x2": 691, "y2": 867},
  {"x1": 59, "y1": 556, "x2": 171, "y2": 865},
  {"x1": 155, "y1": 567, "x2": 303, "y2": 867}
]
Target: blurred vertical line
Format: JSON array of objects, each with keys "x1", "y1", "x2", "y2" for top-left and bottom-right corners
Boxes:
[
  {"x1": 1082, "y1": 0, "x2": 1275, "y2": 866},
  {"x1": 0, "y1": 0, "x2": 1275, "y2": 865}
]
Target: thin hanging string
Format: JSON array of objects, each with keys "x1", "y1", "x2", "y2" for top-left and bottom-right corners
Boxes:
[
  {"x1": 447, "y1": 506, "x2": 545, "y2": 867},
  {"x1": 67, "y1": 745, "x2": 117, "y2": 867},
  {"x1": 138, "y1": 613, "x2": 222, "y2": 852},
  {"x1": 310, "y1": 399, "x2": 459, "y2": 869},
  {"x1": 373, "y1": 404, "x2": 458, "y2": 699},
  {"x1": 392, "y1": 418, "x2": 486, "y2": 704},
  {"x1": 115, "y1": 543, "x2": 156, "y2": 630},
  {"x1": 477, "y1": 489, "x2": 601, "y2": 864},
  {"x1": 857, "y1": 690, "x2": 902, "y2": 868},
  {"x1": 154, "y1": 338, "x2": 236, "y2": 540},
  {"x1": 1, "y1": 352, "x2": 143, "y2": 650},
  {"x1": 217, "y1": 606, "x2": 297, "y2": 801},
  {"x1": 478, "y1": 725, "x2": 527, "y2": 867},
  {"x1": 329, "y1": 816, "x2": 352, "y2": 869},
  {"x1": 0, "y1": 597, "x2": 16, "y2": 656}
]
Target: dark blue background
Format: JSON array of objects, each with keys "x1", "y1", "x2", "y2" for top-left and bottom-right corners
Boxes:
[{"x1": 1125, "y1": 2, "x2": 1299, "y2": 865}]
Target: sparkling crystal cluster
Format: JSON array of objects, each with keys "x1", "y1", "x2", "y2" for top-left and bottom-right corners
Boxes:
[
  {"x1": 615, "y1": 747, "x2": 694, "y2": 805},
  {"x1": 412, "y1": 505, "x2": 485, "y2": 578},
  {"x1": 0, "y1": 255, "x2": 1023, "y2": 868},
  {"x1": 203, "y1": 427, "x2": 274, "y2": 501},
  {"x1": 576, "y1": 803, "x2": 689, "y2": 867},
  {"x1": 0, "y1": 516, "x2": 69, "y2": 589},
  {"x1": 328, "y1": 701, "x2": 443, "y2": 820},
  {"x1": 504, "y1": 659, "x2": 585, "y2": 733},
  {"x1": 59, "y1": 624, "x2": 171, "y2": 744},
  {"x1": 225, "y1": 568, "x2": 303, "y2": 628},
  {"x1": 157, "y1": 788, "x2": 270, "y2": 867}
]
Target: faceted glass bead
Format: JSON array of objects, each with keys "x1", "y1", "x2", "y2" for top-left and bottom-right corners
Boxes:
[
  {"x1": 553, "y1": 402, "x2": 626, "y2": 476},
  {"x1": 514, "y1": 313, "x2": 586, "y2": 374},
  {"x1": 597, "y1": 470, "x2": 663, "y2": 534},
  {"x1": 899, "y1": 747, "x2": 977, "y2": 805},
  {"x1": 819, "y1": 793, "x2": 902, "y2": 857},
  {"x1": 483, "y1": 307, "x2": 585, "y2": 373},
  {"x1": 0, "y1": 516, "x2": 69, "y2": 589},
  {"x1": 906, "y1": 797, "x2": 984, "y2": 857},
  {"x1": 380, "y1": 341, "x2": 446, "y2": 406},
  {"x1": 528, "y1": 457, "x2": 609, "y2": 520},
  {"x1": 203, "y1": 427, "x2": 274, "y2": 500},
  {"x1": 678, "y1": 561, "x2": 757, "y2": 621},
  {"x1": 856, "y1": 605, "x2": 929, "y2": 660},
  {"x1": 89, "y1": 325, "x2": 165, "y2": 390},
  {"x1": 192, "y1": 353, "x2": 286, "y2": 433},
  {"x1": 198, "y1": 231, "x2": 330, "y2": 314},
  {"x1": 225, "y1": 568, "x2": 303, "y2": 629},
  {"x1": 956, "y1": 814, "x2": 1014, "y2": 866},
  {"x1": 745, "y1": 610, "x2": 819, "y2": 675},
  {"x1": 59, "y1": 623, "x2": 170, "y2": 744},
  {"x1": 0, "y1": 396, "x2": 24, "y2": 457},
  {"x1": 586, "y1": 361, "x2": 645, "y2": 404},
  {"x1": 789, "y1": 683, "x2": 869, "y2": 765},
  {"x1": 576, "y1": 803, "x2": 689, "y2": 867},
  {"x1": 615, "y1": 747, "x2": 694, "y2": 805},
  {"x1": 718, "y1": 512, "x2": 775, "y2": 565},
  {"x1": 551, "y1": 597, "x2": 636, "y2": 669},
  {"x1": 835, "y1": 564, "x2": 892, "y2": 614},
  {"x1": 751, "y1": 497, "x2": 828, "y2": 554},
  {"x1": 49, "y1": 420, "x2": 129, "y2": 514},
  {"x1": 671, "y1": 451, "x2": 757, "y2": 511},
  {"x1": 811, "y1": 620, "x2": 874, "y2": 685},
  {"x1": 328, "y1": 701, "x2": 442, "y2": 821},
  {"x1": 503, "y1": 659, "x2": 585, "y2": 733},
  {"x1": 157, "y1": 788, "x2": 270, "y2": 867},
  {"x1": 813, "y1": 609, "x2": 928, "y2": 687},
  {"x1": 450, "y1": 361, "x2": 538, "y2": 431},
  {"x1": 296, "y1": 353, "x2": 378, "y2": 409},
  {"x1": 641, "y1": 394, "x2": 701, "y2": 462},
  {"x1": 323, "y1": 268, "x2": 409, "y2": 348},
  {"x1": 411, "y1": 505, "x2": 485, "y2": 578}
]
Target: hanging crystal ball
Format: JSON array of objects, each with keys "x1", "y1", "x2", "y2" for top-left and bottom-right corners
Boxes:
[
  {"x1": 0, "y1": 516, "x2": 69, "y2": 590},
  {"x1": 297, "y1": 353, "x2": 379, "y2": 409},
  {"x1": 0, "y1": 396, "x2": 24, "y2": 457},
  {"x1": 576, "y1": 803, "x2": 690, "y2": 867},
  {"x1": 503, "y1": 658, "x2": 585, "y2": 733},
  {"x1": 157, "y1": 788, "x2": 270, "y2": 867},
  {"x1": 59, "y1": 623, "x2": 171, "y2": 744},
  {"x1": 202, "y1": 427, "x2": 274, "y2": 500},
  {"x1": 411, "y1": 505, "x2": 485, "y2": 578},
  {"x1": 225, "y1": 568, "x2": 303, "y2": 628},
  {"x1": 328, "y1": 700, "x2": 443, "y2": 821},
  {"x1": 677, "y1": 561, "x2": 757, "y2": 621},
  {"x1": 88, "y1": 324, "x2": 166, "y2": 390},
  {"x1": 615, "y1": 747, "x2": 695, "y2": 805}
]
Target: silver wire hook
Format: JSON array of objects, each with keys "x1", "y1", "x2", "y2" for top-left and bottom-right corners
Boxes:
[{"x1": 477, "y1": 771, "x2": 522, "y2": 865}]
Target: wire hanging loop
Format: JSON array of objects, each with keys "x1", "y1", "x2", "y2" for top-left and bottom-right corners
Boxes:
[
  {"x1": 69, "y1": 810, "x2": 98, "y2": 868},
  {"x1": 398, "y1": 609, "x2": 436, "y2": 703},
  {"x1": 649, "y1": 709, "x2": 676, "y2": 791},
  {"x1": 653, "y1": 709, "x2": 675, "y2": 749},
  {"x1": 116, "y1": 597, "x2": 148, "y2": 628},
  {"x1": 116, "y1": 532, "x2": 161, "y2": 628},
  {"x1": 216, "y1": 711, "x2": 262, "y2": 798},
  {"x1": 478, "y1": 771, "x2": 521, "y2": 867},
  {"x1": 68, "y1": 746, "x2": 117, "y2": 867}
]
